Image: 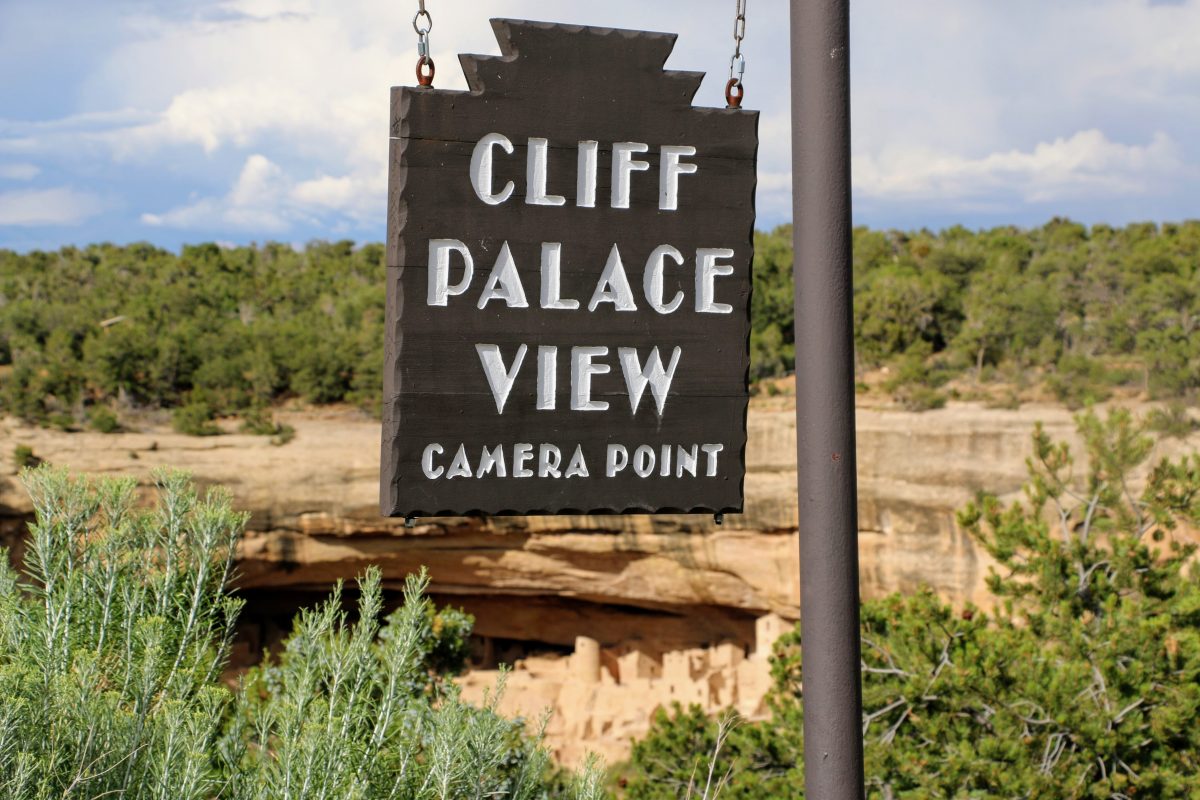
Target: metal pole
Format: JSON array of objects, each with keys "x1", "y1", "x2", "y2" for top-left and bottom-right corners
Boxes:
[{"x1": 789, "y1": 1, "x2": 864, "y2": 798}]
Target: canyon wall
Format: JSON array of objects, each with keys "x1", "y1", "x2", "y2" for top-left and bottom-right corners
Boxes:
[
  {"x1": 3, "y1": 401, "x2": 1195, "y2": 762},
  {"x1": 0, "y1": 402, "x2": 1094, "y2": 629}
]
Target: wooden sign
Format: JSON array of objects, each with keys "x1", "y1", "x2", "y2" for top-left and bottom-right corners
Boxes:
[{"x1": 381, "y1": 18, "x2": 758, "y2": 517}]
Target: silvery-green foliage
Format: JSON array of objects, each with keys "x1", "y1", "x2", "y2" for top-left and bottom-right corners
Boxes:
[
  {"x1": 0, "y1": 466, "x2": 243, "y2": 799},
  {"x1": 227, "y1": 569, "x2": 559, "y2": 800},
  {"x1": 0, "y1": 466, "x2": 607, "y2": 799}
]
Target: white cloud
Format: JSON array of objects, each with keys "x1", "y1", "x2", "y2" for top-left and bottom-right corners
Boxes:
[
  {"x1": 143, "y1": 154, "x2": 289, "y2": 231},
  {"x1": 226, "y1": 153, "x2": 285, "y2": 210},
  {"x1": 141, "y1": 152, "x2": 384, "y2": 233},
  {"x1": 89, "y1": 3, "x2": 403, "y2": 170},
  {"x1": 853, "y1": 130, "x2": 1181, "y2": 203},
  {"x1": 0, "y1": 163, "x2": 39, "y2": 181},
  {"x1": 0, "y1": 187, "x2": 104, "y2": 226},
  {"x1": 5, "y1": 0, "x2": 1200, "y2": 239},
  {"x1": 0, "y1": 109, "x2": 159, "y2": 159},
  {"x1": 291, "y1": 174, "x2": 357, "y2": 210}
]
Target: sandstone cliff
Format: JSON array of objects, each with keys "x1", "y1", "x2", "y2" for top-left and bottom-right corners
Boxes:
[
  {"x1": 3, "y1": 401, "x2": 1195, "y2": 763},
  {"x1": 0, "y1": 402, "x2": 1125, "y2": 628}
]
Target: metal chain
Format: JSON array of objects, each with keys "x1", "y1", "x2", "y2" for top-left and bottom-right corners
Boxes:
[
  {"x1": 413, "y1": 0, "x2": 434, "y2": 86},
  {"x1": 726, "y1": 0, "x2": 747, "y2": 108}
]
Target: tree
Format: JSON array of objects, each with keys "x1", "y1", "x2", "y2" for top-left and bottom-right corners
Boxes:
[
  {"x1": 5, "y1": 223, "x2": 1200, "y2": 424},
  {"x1": 625, "y1": 410, "x2": 1200, "y2": 798},
  {"x1": 854, "y1": 264, "x2": 951, "y2": 366},
  {"x1": 954, "y1": 265, "x2": 1059, "y2": 379}
]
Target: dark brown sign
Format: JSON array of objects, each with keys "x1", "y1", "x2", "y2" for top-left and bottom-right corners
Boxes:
[{"x1": 381, "y1": 18, "x2": 758, "y2": 517}]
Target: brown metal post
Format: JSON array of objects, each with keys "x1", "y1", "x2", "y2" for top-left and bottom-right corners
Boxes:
[{"x1": 789, "y1": 0, "x2": 865, "y2": 797}]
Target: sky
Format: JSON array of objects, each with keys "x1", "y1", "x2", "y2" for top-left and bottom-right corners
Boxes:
[{"x1": 0, "y1": 0, "x2": 1198, "y2": 251}]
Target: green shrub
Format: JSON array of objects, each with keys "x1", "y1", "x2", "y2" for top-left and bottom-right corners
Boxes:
[
  {"x1": 0, "y1": 468, "x2": 245, "y2": 799},
  {"x1": 0, "y1": 466, "x2": 605, "y2": 799},
  {"x1": 1045, "y1": 354, "x2": 1113, "y2": 409},
  {"x1": 1147, "y1": 401, "x2": 1199, "y2": 439},
  {"x1": 12, "y1": 444, "x2": 39, "y2": 469},
  {"x1": 626, "y1": 410, "x2": 1200, "y2": 798},
  {"x1": 622, "y1": 707, "x2": 795, "y2": 799},
  {"x1": 984, "y1": 388, "x2": 1022, "y2": 410},
  {"x1": 239, "y1": 407, "x2": 297, "y2": 446},
  {"x1": 173, "y1": 400, "x2": 220, "y2": 436},
  {"x1": 228, "y1": 571, "x2": 559, "y2": 799},
  {"x1": 0, "y1": 242, "x2": 387, "y2": 424},
  {"x1": 270, "y1": 424, "x2": 296, "y2": 446},
  {"x1": 87, "y1": 404, "x2": 121, "y2": 433},
  {"x1": 749, "y1": 323, "x2": 793, "y2": 382},
  {"x1": 892, "y1": 384, "x2": 947, "y2": 412},
  {"x1": 47, "y1": 412, "x2": 76, "y2": 432},
  {"x1": 239, "y1": 406, "x2": 281, "y2": 435},
  {"x1": 883, "y1": 347, "x2": 949, "y2": 411}
]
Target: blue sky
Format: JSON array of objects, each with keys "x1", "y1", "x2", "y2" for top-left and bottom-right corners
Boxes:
[{"x1": 1, "y1": 0, "x2": 1198, "y2": 251}]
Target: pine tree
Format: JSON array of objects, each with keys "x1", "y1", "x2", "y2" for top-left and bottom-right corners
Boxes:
[{"x1": 626, "y1": 410, "x2": 1200, "y2": 798}]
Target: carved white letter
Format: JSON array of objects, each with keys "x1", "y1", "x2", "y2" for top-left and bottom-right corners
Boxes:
[
  {"x1": 446, "y1": 445, "x2": 472, "y2": 479},
  {"x1": 537, "y1": 346, "x2": 557, "y2": 410},
  {"x1": 427, "y1": 239, "x2": 474, "y2": 306},
  {"x1": 564, "y1": 445, "x2": 589, "y2": 478},
  {"x1": 695, "y1": 248, "x2": 735, "y2": 314},
  {"x1": 701, "y1": 443, "x2": 724, "y2": 476},
  {"x1": 606, "y1": 444, "x2": 629, "y2": 477},
  {"x1": 618, "y1": 346, "x2": 682, "y2": 416},
  {"x1": 611, "y1": 142, "x2": 650, "y2": 209},
  {"x1": 476, "y1": 445, "x2": 507, "y2": 478},
  {"x1": 576, "y1": 140, "x2": 598, "y2": 208},
  {"x1": 643, "y1": 244, "x2": 685, "y2": 314},
  {"x1": 588, "y1": 245, "x2": 638, "y2": 312},
  {"x1": 633, "y1": 445, "x2": 656, "y2": 478},
  {"x1": 476, "y1": 343, "x2": 528, "y2": 414},
  {"x1": 571, "y1": 345, "x2": 610, "y2": 411},
  {"x1": 470, "y1": 132, "x2": 515, "y2": 205},
  {"x1": 537, "y1": 444, "x2": 563, "y2": 478},
  {"x1": 540, "y1": 242, "x2": 580, "y2": 310},
  {"x1": 526, "y1": 137, "x2": 566, "y2": 206},
  {"x1": 659, "y1": 145, "x2": 697, "y2": 210},
  {"x1": 513, "y1": 443, "x2": 534, "y2": 477},
  {"x1": 421, "y1": 443, "x2": 444, "y2": 479},
  {"x1": 477, "y1": 242, "x2": 528, "y2": 309}
]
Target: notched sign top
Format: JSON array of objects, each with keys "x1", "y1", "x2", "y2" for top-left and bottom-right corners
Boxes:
[{"x1": 382, "y1": 18, "x2": 759, "y2": 518}]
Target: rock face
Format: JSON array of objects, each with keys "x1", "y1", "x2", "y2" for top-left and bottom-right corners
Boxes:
[
  {"x1": 2, "y1": 401, "x2": 1195, "y2": 763},
  {"x1": 0, "y1": 403, "x2": 1093, "y2": 621}
]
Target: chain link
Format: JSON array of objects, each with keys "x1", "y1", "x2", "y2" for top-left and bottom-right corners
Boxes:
[
  {"x1": 413, "y1": 0, "x2": 434, "y2": 86},
  {"x1": 726, "y1": 0, "x2": 747, "y2": 107},
  {"x1": 413, "y1": 5, "x2": 431, "y2": 36},
  {"x1": 732, "y1": 0, "x2": 746, "y2": 57}
]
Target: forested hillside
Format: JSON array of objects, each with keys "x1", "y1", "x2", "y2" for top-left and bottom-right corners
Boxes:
[
  {"x1": 1, "y1": 219, "x2": 1197, "y2": 432},
  {"x1": 0, "y1": 241, "x2": 384, "y2": 432},
  {"x1": 754, "y1": 219, "x2": 1200, "y2": 409}
]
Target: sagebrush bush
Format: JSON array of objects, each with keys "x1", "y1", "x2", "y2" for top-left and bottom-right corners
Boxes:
[
  {"x1": 0, "y1": 468, "x2": 243, "y2": 798},
  {"x1": 0, "y1": 466, "x2": 604, "y2": 799}
]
